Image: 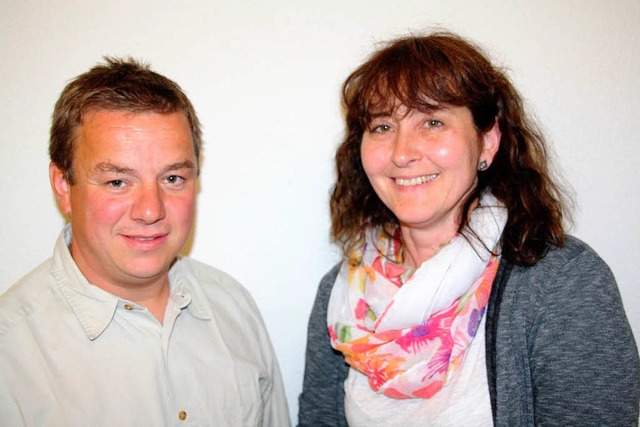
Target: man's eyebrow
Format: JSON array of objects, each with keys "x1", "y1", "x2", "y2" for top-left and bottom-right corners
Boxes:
[
  {"x1": 92, "y1": 161, "x2": 195, "y2": 175},
  {"x1": 161, "y1": 161, "x2": 196, "y2": 174},
  {"x1": 93, "y1": 162, "x2": 134, "y2": 174}
]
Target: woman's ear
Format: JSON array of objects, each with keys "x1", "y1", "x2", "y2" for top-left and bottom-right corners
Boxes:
[
  {"x1": 480, "y1": 120, "x2": 501, "y2": 166},
  {"x1": 49, "y1": 162, "x2": 72, "y2": 215}
]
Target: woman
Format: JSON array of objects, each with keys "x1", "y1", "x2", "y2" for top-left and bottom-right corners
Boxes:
[{"x1": 298, "y1": 32, "x2": 640, "y2": 426}]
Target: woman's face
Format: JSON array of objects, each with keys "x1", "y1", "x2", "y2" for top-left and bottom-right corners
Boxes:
[{"x1": 360, "y1": 104, "x2": 500, "y2": 236}]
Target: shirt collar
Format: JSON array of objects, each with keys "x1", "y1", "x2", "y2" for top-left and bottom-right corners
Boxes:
[
  {"x1": 168, "y1": 259, "x2": 213, "y2": 320},
  {"x1": 52, "y1": 225, "x2": 211, "y2": 341},
  {"x1": 52, "y1": 225, "x2": 119, "y2": 340}
]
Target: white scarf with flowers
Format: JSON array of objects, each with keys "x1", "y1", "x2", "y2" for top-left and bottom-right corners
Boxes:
[{"x1": 327, "y1": 193, "x2": 507, "y2": 398}]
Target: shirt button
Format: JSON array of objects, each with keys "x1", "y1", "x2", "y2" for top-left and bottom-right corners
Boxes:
[
  {"x1": 123, "y1": 304, "x2": 134, "y2": 310},
  {"x1": 178, "y1": 410, "x2": 187, "y2": 421}
]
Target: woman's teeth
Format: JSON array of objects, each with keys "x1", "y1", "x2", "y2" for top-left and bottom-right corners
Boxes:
[{"x1": 395, "y1": 174, "x2": 438, "y2": 186}]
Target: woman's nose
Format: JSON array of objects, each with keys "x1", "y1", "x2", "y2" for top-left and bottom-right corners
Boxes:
[{"x1": 391, "y1": 128, "x2": 422, "y2": 167}]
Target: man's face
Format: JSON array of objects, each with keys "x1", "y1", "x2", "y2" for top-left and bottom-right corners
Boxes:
[{"x1": 50, "y1": 110, "x2": 197, "y2": 290}]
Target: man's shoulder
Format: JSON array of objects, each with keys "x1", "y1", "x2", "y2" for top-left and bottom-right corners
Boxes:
[
  {"x1": 176, "y1": 257, "x2": 257, "y2": 307},
  {"x1": 176, "y1": 257, "x2": 270, "y2": 337},
  {"x1": 0, "y1": 259, "x2": 58, "y2": 336},
  {"x1": 178, "y1": 257, "x2": 245, "y2": 289}
]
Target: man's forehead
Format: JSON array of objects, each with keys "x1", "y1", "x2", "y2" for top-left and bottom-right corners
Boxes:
[
  {"x1": 72, "y1": 110, "x2": 195, "y2": 163},
  {"x1": 80, "y1": 108, "x2": 187, "y2": 123}
]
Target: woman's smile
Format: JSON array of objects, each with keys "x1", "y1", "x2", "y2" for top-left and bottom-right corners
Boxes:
[{"x1": 394, "y1": 173, "x2": 439, "y2": 187}]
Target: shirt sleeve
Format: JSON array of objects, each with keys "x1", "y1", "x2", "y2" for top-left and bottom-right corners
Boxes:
[
  {"x1": 527, "y1": 245, "x2": 640, "y2": 425},
  {"x1": 261, "y1": 346, "x2": 291, "y2": 427},
  {"x1": 297, "y1": 263, "x2": 350, "y2": 427},
  {"x1": 0, "y1": 381, "x2": 23, "y2": 426},
  {"x1": 243, "y1": 292, "x2": 291, "y2": 427}
]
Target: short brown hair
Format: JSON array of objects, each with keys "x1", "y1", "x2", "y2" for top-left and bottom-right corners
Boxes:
[
  {"x1": 49, "y1": 57, "x2": 202, "y2": 183},
  {"x1": 331, "y1": 32, "x2": 567, "y2": 266}
]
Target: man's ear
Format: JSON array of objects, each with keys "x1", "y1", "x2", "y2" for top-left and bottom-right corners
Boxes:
[
  {"x1": 480, "y1": 120, "x2": 501, "y2": 166},
  {"x1": 49, "y1": 162, "x2": 72, "y2": 215}
]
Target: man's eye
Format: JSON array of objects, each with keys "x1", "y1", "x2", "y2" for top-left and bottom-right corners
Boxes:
[
  {"x1": 107, "y1": 180, "x2": 125, "y2": 188},
  {"x1": 164, "y1": 175, "x2": 185, "y2": 185}
]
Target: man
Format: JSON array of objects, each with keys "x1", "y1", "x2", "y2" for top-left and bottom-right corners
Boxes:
[{"x1": 0, "y1": 57, "x2": 290, "y2": 426}]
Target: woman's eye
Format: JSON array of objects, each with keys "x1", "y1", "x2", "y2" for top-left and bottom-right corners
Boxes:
[
  {"x1": 371, "y1": 124, "x2": 391, "y2": 133},
  {"x1": 426, "y1": 119, "x2": 443, "y2": 128}
]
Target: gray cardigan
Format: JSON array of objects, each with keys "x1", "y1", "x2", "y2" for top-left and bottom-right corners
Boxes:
[{"x1": 298, "y1": 237, "x2": 640, "y2": 426}]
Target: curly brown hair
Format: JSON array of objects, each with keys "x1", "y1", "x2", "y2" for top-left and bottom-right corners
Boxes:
[
  {"x1": 331, "y1": 32, "x2": 567, "y2": 266},
  {"x1": 49, "y1": 56, "x2": 202, "y2": 184}
]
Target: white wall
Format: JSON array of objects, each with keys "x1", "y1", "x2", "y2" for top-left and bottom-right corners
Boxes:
[{"x1": 2, "y1": 0, "x2": 638, "y2": 422}]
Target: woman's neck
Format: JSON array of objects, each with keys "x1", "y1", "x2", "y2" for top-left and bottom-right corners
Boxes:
[
  {"x1": 399, "y1": 198, "x2": 480, "y2": 269},
  {"x1": 400, "y1": 225, "x2": 458, "y2": 269}
]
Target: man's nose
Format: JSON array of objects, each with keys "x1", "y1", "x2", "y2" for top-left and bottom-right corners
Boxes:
[{"x1": 131, "y1": 183, "x2": 166, "y2": 224}]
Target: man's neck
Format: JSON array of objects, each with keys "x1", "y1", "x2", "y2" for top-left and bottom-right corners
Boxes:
[{"x1": 73, "y1": 264, "x2": 172, "y2": 324}]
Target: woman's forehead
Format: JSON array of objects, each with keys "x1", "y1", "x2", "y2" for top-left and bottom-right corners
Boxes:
[
  {"x1": 364, "y1": 95, "x2": 445, "y2": 118},
  {"x1": 361, "y1": 79, "x2": 445, "y2": 113}
]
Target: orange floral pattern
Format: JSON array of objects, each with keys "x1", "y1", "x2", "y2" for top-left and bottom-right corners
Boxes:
[{"x1": 328, "y1": 229, "x2": 501, "y2": 399}]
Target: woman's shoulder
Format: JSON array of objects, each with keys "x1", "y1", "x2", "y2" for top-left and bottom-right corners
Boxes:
[
  {"x1": 516, "y1": 235, "x2": 613, "y2": 283},
  {"x1": 322, "y1": 262, "x2": 342, "y2": 281},
  {"x1": 505, "y1": 235, "x2": 619, "y2": 315},
  {"x1": 316, "y1": 262, "x2": 342, "y2": 299},
  {"x1": 498, "y1": 243, "x2": 639, "y2": 425},
  {"x1": 547, "y1": 234, "x2": 603, "y2": 260}
]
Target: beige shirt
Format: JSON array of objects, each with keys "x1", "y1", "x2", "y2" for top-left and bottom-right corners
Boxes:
[{"x1": 0, "y1": 226, "x2": 290, "y2": 426}]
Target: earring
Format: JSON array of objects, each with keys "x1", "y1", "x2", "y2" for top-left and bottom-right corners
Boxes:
[{"x1": 478, "y1": 160, "x2": 488, "y2": 171}]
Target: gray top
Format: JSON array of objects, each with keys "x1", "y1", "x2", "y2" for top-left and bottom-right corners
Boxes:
[{"x1": 298, "y1": 236, "x2": 640, "y2": 426}]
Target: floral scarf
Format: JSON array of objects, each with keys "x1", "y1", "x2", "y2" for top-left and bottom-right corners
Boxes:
[{"x1": 327, "y1": 193, "x2": 507, "y2": 399}]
